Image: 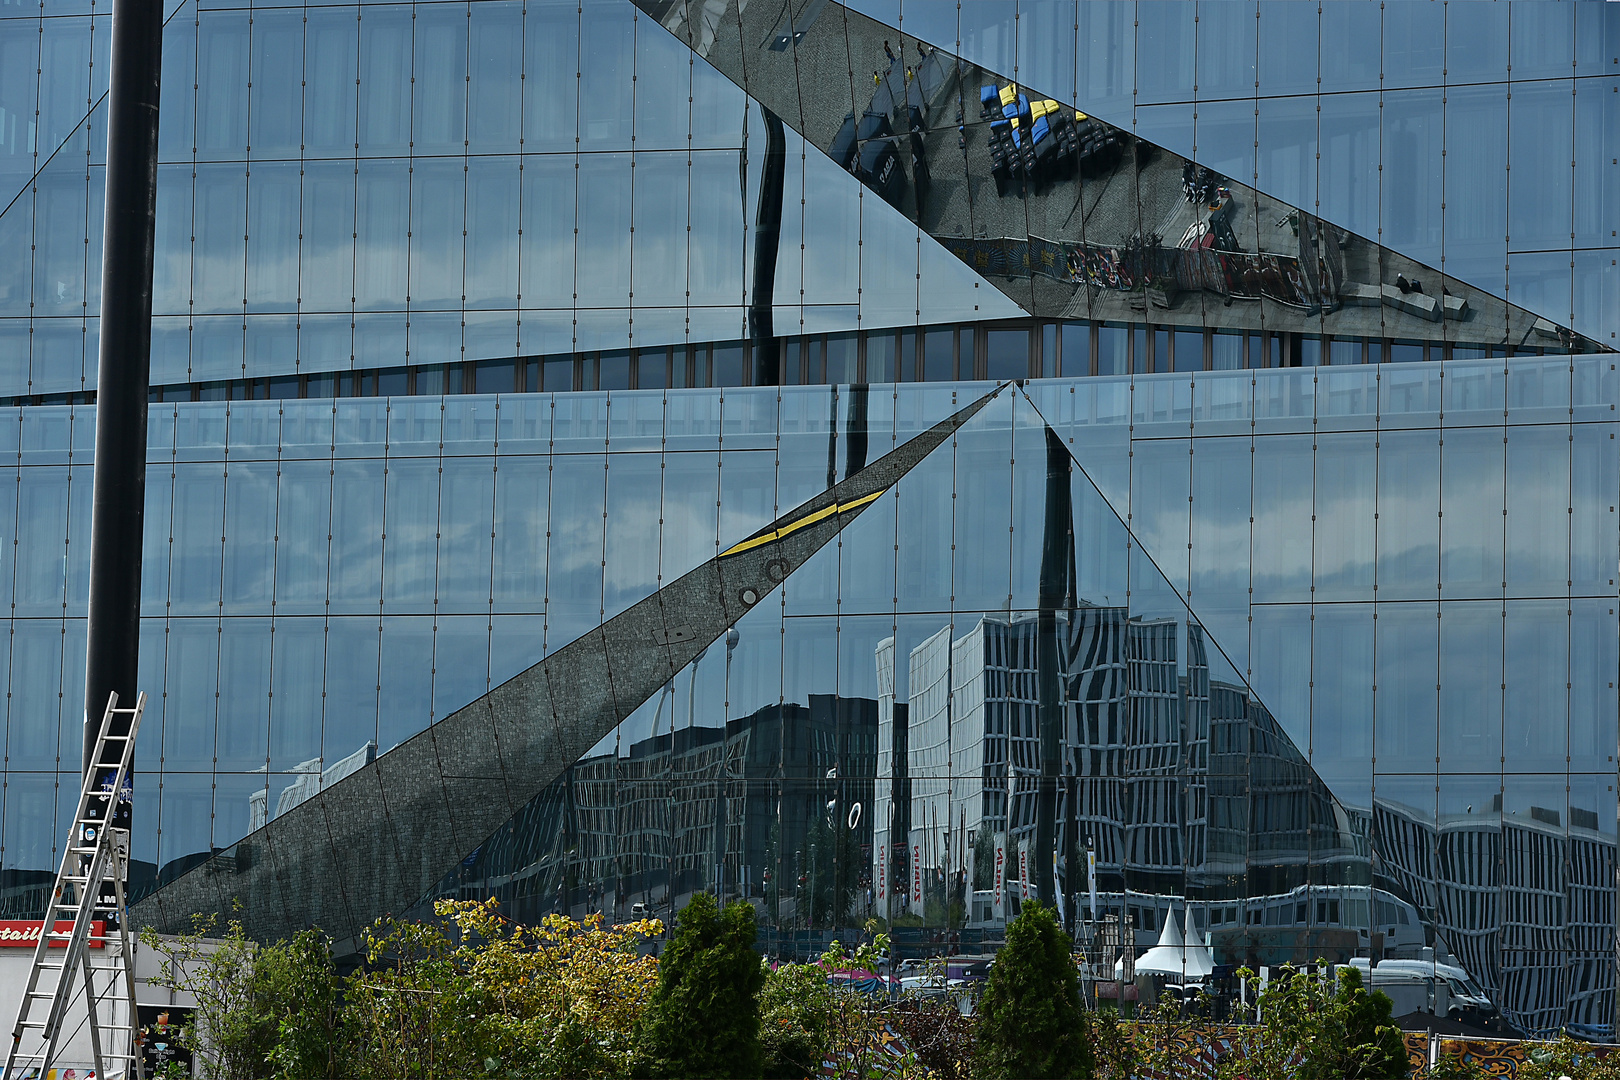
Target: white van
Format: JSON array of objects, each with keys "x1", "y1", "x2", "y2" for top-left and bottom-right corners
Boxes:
[
  {"x1": 1340, "y1": 959, "x2": 1451, "y2": 1017},
  {"x1": 1348, "y1": 957, "x2": 1496, "y2": 1024}
]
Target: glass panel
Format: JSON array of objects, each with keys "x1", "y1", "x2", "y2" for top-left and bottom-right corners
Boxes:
[
  {"x1": 1314, "y1": 432, "x2": 1376, "y2": 602},
  {"x1": 216, "y1": 617, "x2": 270, "y2": 770},
  {"x1": 355, "y1": 159, "x2": 410, "y2": 312},
  {"x1": 985, "y1": 329, "x2": 1026, "y2": 382},
  {"x1": 267, "y1": 453, "x2": 330, "y2": 618},
  {"x1": 409, "y1": 158, "x2": 466, "y2": 310},
  {"x1": 1373, "y1": 601, "x2": 1438, "y2": 771},
  {"x1": 358, "y1": 5, "x2": 412, "y2": 155},
  {"x1": 602, "y1": 451, "x2": 662, "y2": 620},
  {"x1": 1503, "y1": 600, "x2": 1569, "y2": 774},
  {"x1": 303, "y1": 8, "x2": 358, "y2": 155},
  {"x1": 1570, "y1": 599, "x2": 1618, "y2": 768},
  {"x1": 1437, "y1": 600, "x2": 1503, "y2": 774},
  {"x1": 329, "y1": 460, "x2": 384, "y2": 613},
  {"x1": 576, "y1": 154, "x2": 632, "y2": 309},
  {"x1": 377, "y1": 616, "x2": 434, "y2": 750},
  {"x1": 432, "y1": 615, "x2": 490, "y2": 722},
  {"x1": 1570, "y1": 422, "x2": 1617, "y2": 597},
  {"x1": 523, "y1": 3, "x2": 579, "y2": 152},
  {"x1": 326, "y1": 616, "x2": 380, "y2": 753},
  {"x1": 1250, "y1": 434, "x2": 1312, "y2": 604},
  {"x1": 465, "y1": 157, "x2": 520, "y2": 310},
  {"x1": 545, "y1": 452, "x2": 606, "y2": 625},
  {"x1": 1376, "y1": 429, "x2": 1440, "y2": 601},
  {"x1": 1439, "y1": 426, "x2": 1504, "y2": 601},
  {"x1": 381, "y1": 457, "x2": 440, "y2": 614},
  {"x1": 1188, "y1": 434, "x2": 1251, "y2": 666},
  {"x1": 1504, "y1": 424, "x2": 1571, "y2": 600}
]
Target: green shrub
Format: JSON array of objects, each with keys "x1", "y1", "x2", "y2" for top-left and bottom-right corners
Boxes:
[
  {"x1": 973, "y1": 900, "x2": 1094, "y2": 1079},
  {"x1": 1218, "y1": 963, "x2": 1409, "y2": 1080},
  {"x1": 140, "y1": 918, "x2": 340, "y2": 1080},
  {"x1": 636, "y1": 892, "x2": 765, "y2": 1079},
  {"x1": 758, "y1": 961, "x2": 837, "y2": 1079}
]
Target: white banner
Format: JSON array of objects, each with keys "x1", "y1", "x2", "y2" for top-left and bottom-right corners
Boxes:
[
  {"x1": 965, "y1": 844, "x2": 976, "y2": 917},
  {"x1": 991, "y1": 833, "x2": 1006, "y2": 921},
  {"x1": 875, "y1": 840, "x2": 887, "y2": 921},
  {"x1": 909, "y1": 829, "x2": 925, "y2": 917},
  {"x1": 1018, "y1": 839, "x2": 1031, "y2": 902}
]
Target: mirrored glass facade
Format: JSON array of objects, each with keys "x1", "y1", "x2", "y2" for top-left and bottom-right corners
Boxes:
[
  {"x1": 0, "y1": 0, "x2": 1019, "y2": 399},
  {"x1": 0, "y1": 0, "x2": 1617, "y2": 1049},
  {"x1": 840, "y1": 0, "x2": 1620, "y2": 350}
]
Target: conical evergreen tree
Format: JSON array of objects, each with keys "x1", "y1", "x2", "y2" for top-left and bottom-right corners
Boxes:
[
  {"x1": 974, "y1": 900, "x2": 1095, "y2": 1079},
  {"x1": 636, "y1": 892, "x2": 764, "y2": 1079}
]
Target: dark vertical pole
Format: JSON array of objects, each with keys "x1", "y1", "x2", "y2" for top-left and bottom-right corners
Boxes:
[
  {"x1": 844, "y1": 384, "x2": 869, "y2": 477},
  {"x1": 84, "y1": 0, "x2": 161, "y2": 782},
  {"x1": 749, "y1": 108, "x2": 786, "y2": 387},
  {"x1": 1035, "y1": 427, "x2": 1071, "y2": 908}
]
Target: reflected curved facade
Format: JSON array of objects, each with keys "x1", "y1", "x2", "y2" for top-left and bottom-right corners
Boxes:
[{"x1": 1, "y1": 0, "x2": 1617, "y2": 1047}]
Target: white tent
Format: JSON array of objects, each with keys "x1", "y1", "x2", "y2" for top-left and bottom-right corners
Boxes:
[{"x1": 1129, "y1": 908, "x2": 1215, "y2": 980}]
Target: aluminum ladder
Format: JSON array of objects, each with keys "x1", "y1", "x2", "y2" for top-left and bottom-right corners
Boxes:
[{"x1": 4, "y1": 691, "x2": 146, "y2": 1080}]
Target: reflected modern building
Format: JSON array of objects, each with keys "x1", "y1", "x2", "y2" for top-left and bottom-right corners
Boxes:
[{"x1": 0, "y1": 0, "x2": 1617, "y2": 1043}]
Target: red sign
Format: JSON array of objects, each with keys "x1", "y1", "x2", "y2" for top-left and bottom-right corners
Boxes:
[{"x1": 0, "y1": 920, "x2": 106, "y2": 948}]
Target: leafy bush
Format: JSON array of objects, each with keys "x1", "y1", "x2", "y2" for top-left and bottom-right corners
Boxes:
[
  {"x1": 1216, "y1": 962, "x2": 1409, "y2": 1080},
  {"x1": 973, "y1": 900, "x2": 1095, "y2": 1079},
  {"x1": 343, "y1": 899, "x2": 662, "y2": 1080},
  {"x1": 759, "y1": 961, "x2": 837, "y2": 1079},
  {"x1": 140, "y1": 916, "x2": 340, "y2": 1080},
  {"x1": 636, "y1": 892, "x2": 765, "y2": 1079}
]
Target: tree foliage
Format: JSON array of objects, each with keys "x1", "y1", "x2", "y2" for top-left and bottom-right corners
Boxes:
[
  {"x1": 140, "y1": 916, "x2": 340, "y2": 1080},
  {"x1": 344, "y1": 899, "x2": 662, "y2": 1080},
  {"x1": 973, "y1": 900, "x2": 1095, "y2": 1079},
  {"x1": 1216, "y1": 962, "x2": 1408, "y2": 1080},
  {"x1": 759, "y1": 960, "x2": 838, "y2": 1079},
  {"x1": 636, "y1": 892, "x2": 765, "y2": 1079},
  {"x1": 143, "y1": 900, "x2": 661, "y2": 1080}
]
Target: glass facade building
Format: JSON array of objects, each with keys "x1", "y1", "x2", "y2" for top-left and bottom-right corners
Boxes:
[{"x1": 0, "y1": 0, "x2": 1617, "y2": 1043}]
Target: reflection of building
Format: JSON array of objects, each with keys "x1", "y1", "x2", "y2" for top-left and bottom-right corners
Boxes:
[
  {"x1": 873, "y1": 640, "x2": 910, "y2": 910},
  {"x1": 876, "y1": 609, "x2": 1363, "y2": 928},
  {"x1": 1374, "y1": 797, "x2": 1616, "y2": 1038},
  {"x1": 439, "y1": 695, "x2": 876, "y2": 926},
  {"x1": 248, "y1": 742, "x2": 376, "y2": 830}
]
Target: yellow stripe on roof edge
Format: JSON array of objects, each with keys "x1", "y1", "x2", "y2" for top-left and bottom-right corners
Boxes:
[{"x1": 718, "y1": 488, "x2": 888, "y2": 558}]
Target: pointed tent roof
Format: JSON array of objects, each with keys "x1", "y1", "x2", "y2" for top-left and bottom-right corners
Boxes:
[{"x1": 1132, "y1": 908, "x2": 1215, "y2": 980}]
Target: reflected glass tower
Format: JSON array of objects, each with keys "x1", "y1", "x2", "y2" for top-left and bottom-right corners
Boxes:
[{"x1": 0, "y1": 0, "x2": 1617, "y2": 1043}]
